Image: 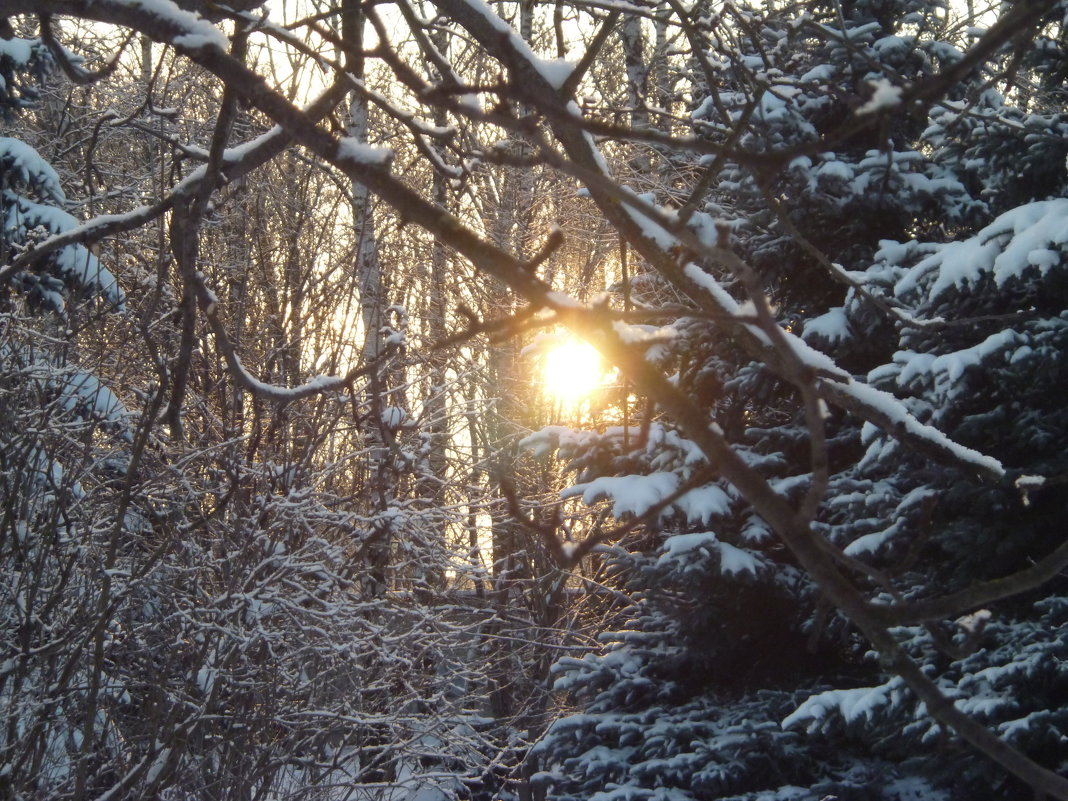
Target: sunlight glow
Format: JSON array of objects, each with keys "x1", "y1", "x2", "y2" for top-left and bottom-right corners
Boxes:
[{"x1": 542, "y1": 341, "x2": 606, "y2": 404}]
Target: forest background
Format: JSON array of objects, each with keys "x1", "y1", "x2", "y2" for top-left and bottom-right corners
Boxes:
[{"x1": 1, "y1": 0, "x2": 1067, "y2": 799}]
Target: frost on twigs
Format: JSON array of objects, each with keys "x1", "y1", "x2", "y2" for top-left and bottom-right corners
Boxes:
[
  {"x1": 335, "y1": 136, "x2": 394, "y2": 168},
  {"x1": 127, "y1": 0, "x2": 229, "y2": 47}
]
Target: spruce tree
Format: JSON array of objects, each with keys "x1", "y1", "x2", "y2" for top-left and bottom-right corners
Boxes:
[{"x1": 532, "y1": 2, "x2": 1068, "y2": 799}]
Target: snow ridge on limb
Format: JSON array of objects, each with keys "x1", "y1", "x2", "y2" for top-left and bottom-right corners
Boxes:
[
  {"x1": 634, "y1": 192, "x2": 1005, "y2": 480},
  {"x1": 193, "y1": 270, "x2": 393, "y2": 402},
  {"x1": 819, "y1": 376, "x2": 1003, "y2": 480}
]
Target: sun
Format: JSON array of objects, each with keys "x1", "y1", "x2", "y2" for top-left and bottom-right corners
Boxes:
[{"x1": 542, "y1": 341, "x2": 606, "y2": 404}]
